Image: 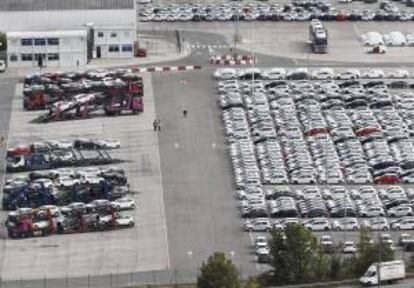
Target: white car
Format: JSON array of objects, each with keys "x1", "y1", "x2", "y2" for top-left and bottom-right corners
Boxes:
[
  {"x1": 391, "y1": 217, "x2": 414, "y2": 230},
  {"x1": 359, "y1": 205, "x2": 385, "y2": 217},
  {"x1": 243, "y1": 218, "x2": 271, "y2": 232},
  {"x1": 47, "y1": 140, "x2": 74, "y2": 150},
  {"x1": 297, "y1": 187, "x2": 322, "y2": 199},
  {"x1": 115, "y1": 214, "x2": 135, "y2": 227},
  {"x1": 362, "y1": 69, "x2": 385, "y2": 78},
  {"x1": 332, "y1": 218, "x2": 359, "y2": 231},
  {"x1": 263, "y1": 68, "x2": 286, "y2": 80},
  {"x1": 56, "y1": 176, "x2": 80, "y2": 188},
  {"x1": 38, "y1": 205, "x2": 60, "y2": 216},
  {"x1": 387, "y1": 205, "x2": 413, "y2": 217},
  {"x1": 0, "y1": 60, "x2": 6, "y2": 72},
  {"x1": 76, "y1": 167, "x2": 101, "y2": 177},
  {"x1": 73, "y1": 93, "x2": 95, "y2": 105},
  {"x1": 342, "y1": 241, "x2": 357, "y2": 254},
  {"x1": 406, "y1": 34, "x2": 414, "y2": 46},
  {"x1": 303, "y1": 218, "x2": 331, "y2": 231},
  {"x1": 312, "y1": 68, "x2": 334, "y2": 80},
  {"x1": 93, "y1": 139, "x2": 121, "y2": 149},
  {"x1": 111, "y1": 198, "x2": 136, "y2": 210},
  {"x1": 254, "y1": 236, "x2": 268, "y2": 248},
  {"x1": 383, "y1": 32, "x2": 406, "y2": 46},
  {"x1": 362, "y1": 217, "x2": 390, "y2": 231},
  {"x1": 361, "y1": 32, "x2": 384, "y2": 46},
  {"x1": 335, "y1": 69, "x2": 361, "y2": 80},
  {"x1": 30, "y1": 178, "x2": 54, "y2": 189},
  {"x1": 388, "y1": 69, "x2": 409, "y2": 78},
  {"x1": 80, "y1": 175, "x2": 104, "y2": 185},
  {"x1": 214, "y1": 68, "x2": 237, "y2": 80}
]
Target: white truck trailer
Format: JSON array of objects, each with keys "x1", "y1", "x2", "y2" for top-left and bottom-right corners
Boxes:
[{"x1": 359, "y1": 260, "x2": 405, "y2": 286}]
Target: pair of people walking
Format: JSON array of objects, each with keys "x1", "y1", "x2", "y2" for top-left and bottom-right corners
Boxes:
[{"x1": 153, "y1": 118, "x2": 161, "y2": 131}]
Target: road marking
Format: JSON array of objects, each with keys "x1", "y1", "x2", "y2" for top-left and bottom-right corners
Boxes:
[
  {"x1": 174, "y1": 142, "x2": 180, "y2": 149},
  {"x1": 212, "y1": 142, "x2": 216, "y2": 149},
  {"x1": 248, "y1": 230, "x2": 261, "y2": 271},
  {"x1": 146, "y1": 74, "x2": 171, "y2": 270},
  {"x1": 208, "y1": 46, "x2": 213, "y2": 55}
]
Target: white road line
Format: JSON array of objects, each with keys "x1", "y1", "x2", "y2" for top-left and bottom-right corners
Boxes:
[
  {"x1": 248, "y1": 231, "x2": 260, "y2": 271},
  {"x1": 174, "y1": 142, "x2": 180, "y2": 149},
  {"x1": 212, "y1": 142, "x2": 216, "y2": 149},
  {"x1": 146, "y1": 74, "x2": 171, "y2": 270}
]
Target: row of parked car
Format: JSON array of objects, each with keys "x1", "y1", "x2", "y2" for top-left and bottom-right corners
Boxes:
[
  {"x1": 138, "y1": 0, "x2": 414, "y2": 22},
  {"x1": 253, "y1": 232, "x2": 414, "y2": 262},
  {"x1": 244, "y1": 216, "x2": 414, "y2": 232},
  {"x1": 238, "y1": 185, "x2": 414, "y2": 219},
  {"x1": 214, "y1": 67, "x2": 411, "y2": 81},
  {"x1": 217, "y1": 69, "x2": 414, "y2": 185},
  {"x1": 361, "y1": 31, "x2": 414, "y2": 46}
]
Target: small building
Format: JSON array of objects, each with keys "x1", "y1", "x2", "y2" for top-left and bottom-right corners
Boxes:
[
  {"x1": 92, "y1": 25, "x2": 135, "y2": 59},
  {"x1": 7, "y1": 30, "x2": 87, "y2": 68}
]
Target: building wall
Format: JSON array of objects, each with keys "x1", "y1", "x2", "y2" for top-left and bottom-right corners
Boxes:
[
  {"x1": 7, "y1": 32, "x2": 87, "y2": 67},
  {"x1": 93, "y1": 27, "x2": 135, "y2": 59}
]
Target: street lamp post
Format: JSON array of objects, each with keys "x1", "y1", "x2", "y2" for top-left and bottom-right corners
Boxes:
[{"x1": 187, "y1": 250, "x2": 193, "y2": 280}]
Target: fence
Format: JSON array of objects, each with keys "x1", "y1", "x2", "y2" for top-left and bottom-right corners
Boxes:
[
  {"x1": 0, "y1": 269, "x2": 196, "y2": 288},
  {"x1": 0, "y1": 0, "x2": 133, "y2": 11}
]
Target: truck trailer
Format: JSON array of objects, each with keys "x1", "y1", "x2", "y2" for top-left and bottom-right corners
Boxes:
[{"x1": 359, "y1": 260, "x2": 405, "y2": 286}]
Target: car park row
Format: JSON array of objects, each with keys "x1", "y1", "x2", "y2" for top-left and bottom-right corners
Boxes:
[
  {"x1": 361, "y1": 31, "x2": 414, "y2": 46},
  {"x1": 23, "y1": 70, "x2": 144, "y2": 122},
  {"x1": 216, "y1": 67, "x2": 414, "y2": 186},
  {"x1": 251, "y1": 232, "x2": 414, "y2": 263},
  {"x1": 6, "y1": 139, "x2": 123, "y2": 172},
  {"x1": 138, "y1": 0, "x2": 414, "y2": 22},
  {"x1": 3, "y1": 136, "x2": 137, "y2": 238}
]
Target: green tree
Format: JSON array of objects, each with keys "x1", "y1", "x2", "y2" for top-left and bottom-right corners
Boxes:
[
  {"x1": 197, "y1": 252, "x2": 240, "y2": 288},
  {"x1": 244, "y1": 276, "x2": 263, "y2": 288},
  {"x1": 347, "y1": 228, "x2": 395, "y2": 278},
  {"x1": 0, "y1": 32, "x2": 6, "y2": 51},
  {"x1": 267, "y1": 224, "x2": 328, "y2": 285}
]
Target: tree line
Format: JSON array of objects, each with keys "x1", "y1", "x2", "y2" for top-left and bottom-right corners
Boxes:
[{"x1": 197, "y1": 224, "x2": 394, "y2": 288}]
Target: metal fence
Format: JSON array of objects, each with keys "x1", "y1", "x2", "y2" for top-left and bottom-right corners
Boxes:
[
  {"x1": 0, "y1": 269, "x2": 197, "y2": 288},
  {"x1": 0, "y1": 0, "x2": 133, "y2": 11}
]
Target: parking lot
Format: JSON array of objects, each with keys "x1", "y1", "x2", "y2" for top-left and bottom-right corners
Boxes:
[{"x1": 0, "y1": 73, "x2": 169, "y2": 281}]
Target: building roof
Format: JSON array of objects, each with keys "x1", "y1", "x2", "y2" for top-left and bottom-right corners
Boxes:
[
  {"x1": 0, "y1": 0, "x2": 133, "y2": 11},
  {"x1": 7, "y1": 30, "x2": 87, "y2": 38}
]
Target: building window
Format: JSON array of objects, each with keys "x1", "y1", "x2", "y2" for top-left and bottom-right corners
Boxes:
[
  {"x1": 48, "y1": 53, "x2": 59, "y2": 61},
  {"x1": 97, "y1": 32, "x2": 104, "y2": 38},
  {"x1": 110, "y1": 32, "x2": 117, "y2": 38},
  {"x1": 9, "y1": 54, "x2": 18, "y2": 62},
  {"x1": 121, "y1": 44, "x2": 133, "y2": 52},
  {"x1": 34, "y1": 38, "x2": 46, "y2": 46},
  {"x1": 21, "y1": 54, "x2": 33, "y2": 61},
  {"x1": 47, "y1": 38, "x2": 59, "y2": 45},
  {"x1": 34, "y1": 53, "x2": 46, "y2": 60},
  {"x1": 109, "y1": 45, "x2": 119, "y2": 52},
  {"x1": 21, "y1": 38, "x2": 33, "y2": 46}
]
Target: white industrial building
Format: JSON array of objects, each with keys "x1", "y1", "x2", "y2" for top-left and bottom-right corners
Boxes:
[
  {"x1": 93, "y1": 25, "x2": 135, "y2": 59},
  {"x1": 7, "y1": 30, "x2": 88, "y2": 68}
]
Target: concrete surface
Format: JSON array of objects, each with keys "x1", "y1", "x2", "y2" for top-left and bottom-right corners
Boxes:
[
  {"x1": 153, "y1": 69, "x2": 258, "y2": 282},
  {"x1": 139, "y1": 22, "x2": 414, "y2": 64},
  {"x1": 0, "y1": 73, "x2": 169, "y2": 281}
]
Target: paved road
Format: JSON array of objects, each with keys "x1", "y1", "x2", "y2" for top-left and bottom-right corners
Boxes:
[{"x1": 153, "y1": 69, "x2": 259, "y2": 282}]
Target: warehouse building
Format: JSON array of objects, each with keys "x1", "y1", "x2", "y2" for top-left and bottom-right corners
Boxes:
[
  {"x1": 7, "y1": 30, "x2": 88, "y2": 67},
  {"x1": 93, "y1": 25, "x2": 135, "y2": 59}
]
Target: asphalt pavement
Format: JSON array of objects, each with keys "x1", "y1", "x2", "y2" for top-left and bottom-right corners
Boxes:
[{"x1": 152, "y1": 69, "x2": 259, "y2": 282}]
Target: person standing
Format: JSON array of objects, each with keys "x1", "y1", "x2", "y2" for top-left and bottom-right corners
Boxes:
[{"x1": 153, "y1": 119, "x2": 157, "y2": 131}]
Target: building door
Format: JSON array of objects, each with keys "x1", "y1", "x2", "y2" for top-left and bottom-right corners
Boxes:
[{"x1": 96, "y1": 46, "x2": 101, "y2": 59}]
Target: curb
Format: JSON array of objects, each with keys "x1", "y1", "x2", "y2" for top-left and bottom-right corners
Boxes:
[{"x1": 131, "y1": 65, "x2": 202, "y2": 73}]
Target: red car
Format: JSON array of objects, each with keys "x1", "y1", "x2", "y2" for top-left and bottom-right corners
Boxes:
[
  {"x1": 374, "y1": 174, "x2": 401, "y2": 184},
  {"x1": 7, "y1": 145, "x2": 31, "y2": 157}
]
